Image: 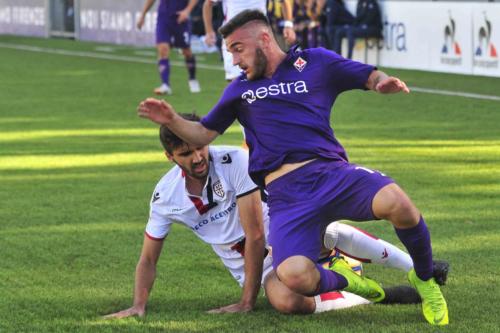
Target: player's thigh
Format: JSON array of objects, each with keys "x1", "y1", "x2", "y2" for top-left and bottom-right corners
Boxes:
[
  {"x1": 155, "y1": 14, "x2": 171, "y2": 46},
  {"x1": 267, "y1": 204, "x2": 323, "y2": 269},
  {"x1": 323, "y1": 163, "x2": 395, "y2": 222},
  {"x1": 172, "y1": 21, "x2": 191, "y2": 49}
]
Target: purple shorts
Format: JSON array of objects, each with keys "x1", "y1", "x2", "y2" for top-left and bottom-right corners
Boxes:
[
  {"x1": 266, "y1": 159, "x2": 394, "y2": 268},
  {"x1": 156, "y1": 13, "x2": 191, "y2": 48}
]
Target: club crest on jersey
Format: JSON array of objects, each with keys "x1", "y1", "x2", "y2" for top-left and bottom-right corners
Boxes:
[
  {"x1": 152, "y1": 192, "x2": 160, "y2": 203},
  {"x1": 221, "y1": 153, "x2": 232, "y2": 164},
  {"x1": 293, "y1": 57, "x2": 307, "y2": 72},
  {"x1": 212, "y1": 179, "x2": 225, "y2": 197}
]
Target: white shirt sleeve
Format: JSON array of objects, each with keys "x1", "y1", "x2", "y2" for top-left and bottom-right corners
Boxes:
[
  {"x1": 144, "y1": 192, "x2": 173, "y2": 240},
  {"x1": 225, "y1": 149, "x2": 259, "y2": 198}
]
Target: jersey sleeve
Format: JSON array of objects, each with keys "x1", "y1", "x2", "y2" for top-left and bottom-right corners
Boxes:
[
  {"x1": 318, "y1": 48, "x2": 375, "y2": 93},
  {"x1": 201, "y1": 84, "x2": 239, "y2": 134},
  {"x1": 144, "y1": 193, "x2": 173, "y2": 241},
  {"x1": 226, "y1": 149, "x2": 259, "y2": 198}
]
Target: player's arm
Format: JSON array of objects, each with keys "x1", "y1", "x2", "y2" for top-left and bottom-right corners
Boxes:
[
  {"x1": 209, "y1": 190, "x2": 265, "y2": 313},
  {"x1": 177, "y1": 0, "x2": 199, "y2": 23},
  {"x1": 138, "y1": 98, "x2": 219, "y2": 146},
  {"x1": 202, "y1": 0, "x2": 216, "y2": 46},
  {"x1": 365, "y1": 70, "x2": 410, "y2": 94},
  {"x1": 282, "y1": 0, "x2": 296, "y2": 45},
  {"x1": 103, "y1": 236, "x2": 164, "y2": 319},
  {"x1": 137, "y1": 0, "x2": 157, "y2": 30}
]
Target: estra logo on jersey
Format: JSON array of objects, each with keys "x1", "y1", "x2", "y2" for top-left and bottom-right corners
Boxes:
[{"x1": 241, "y1": 80, "x2": 309, "y2": 104}]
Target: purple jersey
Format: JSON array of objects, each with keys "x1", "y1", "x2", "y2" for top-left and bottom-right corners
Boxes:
[
  {"x1": 158, "y1": 0, "x2": 188, "y2": 17},
  {"x1": 201, "y1": 46, "x2": 374, "y2": 186}
]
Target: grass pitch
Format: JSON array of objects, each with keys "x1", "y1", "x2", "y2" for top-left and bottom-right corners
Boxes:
[{"x1": 1, "y1": 35, "x2": 500, "y2": 332}]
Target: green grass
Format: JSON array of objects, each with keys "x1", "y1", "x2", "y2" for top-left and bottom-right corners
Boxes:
[{"x1": 1, "y1": 35, "x2": 500, "y2": 332}]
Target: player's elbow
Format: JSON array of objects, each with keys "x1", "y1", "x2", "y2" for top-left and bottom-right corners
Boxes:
[{"x1": 246, "y1": 229, "x2": 266, "y2": 247}]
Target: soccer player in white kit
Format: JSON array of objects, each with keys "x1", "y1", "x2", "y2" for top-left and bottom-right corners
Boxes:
[
  {"x1": 103, "y1": 113, "x2": 449, "y2": 318},
  {"x1": 202, "y1": 0, "x2": 296, "y2": 80}
]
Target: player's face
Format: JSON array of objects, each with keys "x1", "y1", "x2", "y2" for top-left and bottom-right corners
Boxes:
[
  {"x1": 167, "y1": 144, "x2": 209, "y2": 179},
  {"x1": 227, "y1": 29, "x2": 268, "y2": 80}
]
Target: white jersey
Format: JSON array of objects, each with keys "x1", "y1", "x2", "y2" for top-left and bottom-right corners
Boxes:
[
  {"x1": 146, "y1": 146, "x2": 272, "y2": 286},
  {"x1": 146, "y1": 145, "x2": 268, "y2": 244}
]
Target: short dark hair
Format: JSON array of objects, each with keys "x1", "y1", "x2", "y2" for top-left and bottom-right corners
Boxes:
[
  {"x1": 219, "y1": 9, "x2": 270, "y2": 38},
  {"x1": 159, "y1": 113, "x2": 200, "y2": 154}
]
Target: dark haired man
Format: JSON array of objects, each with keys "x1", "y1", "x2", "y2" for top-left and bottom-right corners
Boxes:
[{"x1": 137, "y1": 10, "x2": 448, "y2": 325}]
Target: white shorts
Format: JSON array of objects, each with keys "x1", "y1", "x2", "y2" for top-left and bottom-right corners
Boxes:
[
  {"x1": 211, "y1": 240, "x2": 274, "y2": 287},
  {"x1": 221, "y1": 40, "x2": 243, "y2": 81}
]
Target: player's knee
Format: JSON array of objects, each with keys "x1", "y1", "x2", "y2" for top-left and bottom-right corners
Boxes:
[
  {"x1": 157, "y1": 44, "x2": 170, "y2": 59},
  {"x1": 264, "y1": 275, "x2": 311, "y2": 314},
  {"x1": 373, "y1": 184, "x2": 419, "y2": 224},
  {"x1": 182, "y1": 48, "x2": 193, "y2": 58},
  {"x1": 276, "y1": 257, "x2": 317, "y2": 294}
]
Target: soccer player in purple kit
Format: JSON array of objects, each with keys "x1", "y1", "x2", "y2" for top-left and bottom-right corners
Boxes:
[
  {"x1": 137, "y1": 0, "x2": 201, "y2": 94},
  {"x1": 137, "y1": 10, "x2": 449, "y2": 326}
]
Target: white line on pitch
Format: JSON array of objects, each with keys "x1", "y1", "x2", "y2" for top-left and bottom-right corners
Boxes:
[
  {"x1": 0, "y1": 42, "x2": 224, "y2": 71},
  {"x1": 1, "y1": 42, "x2": 500, "y2": 102},
  {"x1": 409, "y1": 86, "x2": 500, "y2": 102}
]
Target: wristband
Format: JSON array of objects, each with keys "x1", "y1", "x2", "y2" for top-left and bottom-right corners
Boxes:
[{"x1": 283, "y1": 20, "x2": 294, "y2": 28}]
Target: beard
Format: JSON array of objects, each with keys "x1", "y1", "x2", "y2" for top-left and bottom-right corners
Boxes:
[
  {"x1": 175, "y1": 158, "x2": 209, "y2": 179},
  {"x1": 248, "y1": 47, "x2": 268, "y2": 80}
]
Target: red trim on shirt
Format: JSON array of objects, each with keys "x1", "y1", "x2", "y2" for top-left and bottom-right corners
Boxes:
[
  {"x1": 145, "y1": 231, "x2": 165, "y2": 241},
  {"x1": 189, "y1": 196, "x2": 211, "y2": 215}
]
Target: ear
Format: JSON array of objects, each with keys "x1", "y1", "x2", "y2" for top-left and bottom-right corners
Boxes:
[
  {"x1": 260, "y1": 30, "x2": 272, "y2": 47},
  {"x1": 165, "y1": 151, "x2": 174, "y2": 162}
]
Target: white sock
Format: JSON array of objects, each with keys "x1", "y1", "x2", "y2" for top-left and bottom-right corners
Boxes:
[
  {"x1": 333, "y1": 222, "x2": 413, "y2": 272},
  {"x1": 314, "y1": 291, "x2": 371, "y2": 313}
]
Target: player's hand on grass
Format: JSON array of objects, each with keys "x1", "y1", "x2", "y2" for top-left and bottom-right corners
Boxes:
[
  {"x1": 102, "y1": 306, "x2": 145, "y2": 319},
  {"x1": 207, "y1": 302, "x2": 253, "y2": 314},
  {"x1": 138, "y1": 98, "x2": 176, "y2": 125},
  {"x1": 375, "y1": 77, "x2": 410, "y2": 94}
]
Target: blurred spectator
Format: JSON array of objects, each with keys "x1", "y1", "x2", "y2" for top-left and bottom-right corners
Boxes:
[
  {"x1": 190, "y1": 0, "x2": 205, "y2": 36},
  {"x1": 292, "y1": 0, "x2": 312, "y2": 49},
  {"x1": 323, "y1": 0, "x2": 354, "y2": 50},
  {"x1": 268, "y1": 0, "x2": 297, "y2": 50},
  {"x1": 332, "y1": 0, "x2": 382, "y2": 58}
]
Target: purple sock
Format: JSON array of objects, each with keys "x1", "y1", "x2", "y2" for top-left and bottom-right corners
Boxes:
[
  {"x1": 395, "y1": 217, "x2": 433, "y2": 281},
  {"x1": 185, "y1": 56, "x2": 196, "y2": 80},
  {"x1": 158, "y1": 59, "x2": 170, "y2": 85},
  {"x1": 316, "y1": 263, "x2": 348, "y2": 294}
]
